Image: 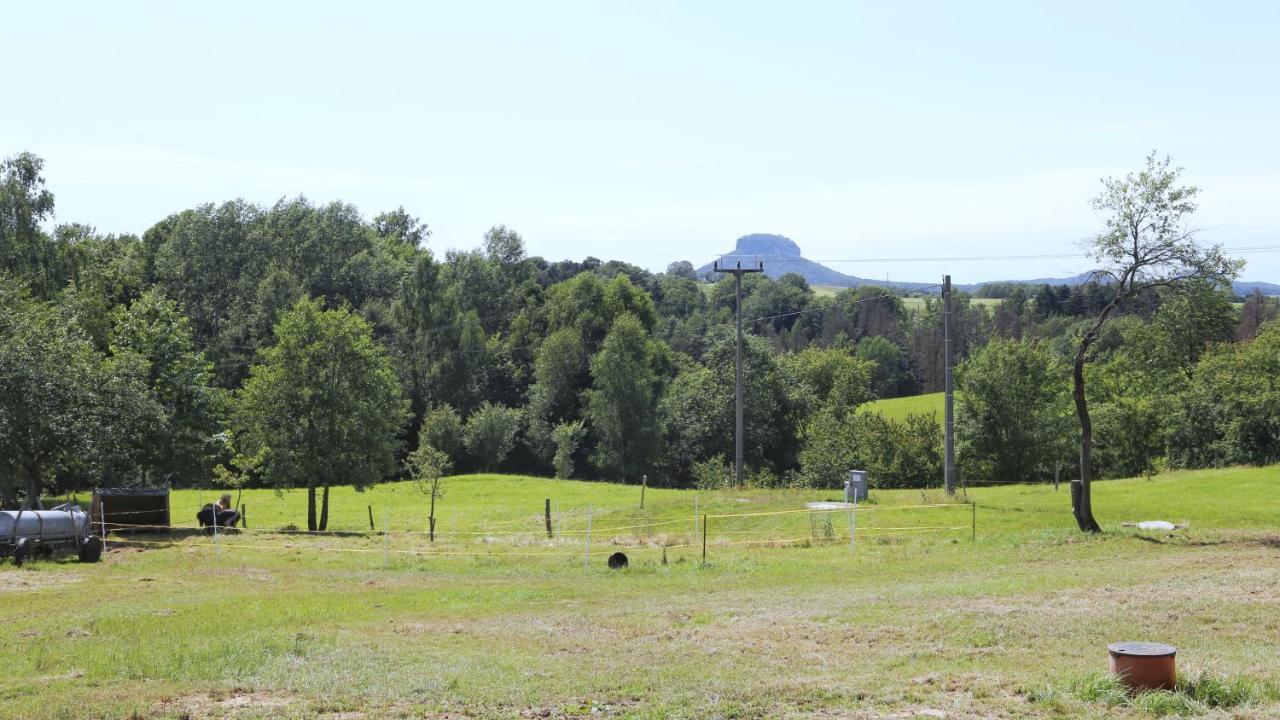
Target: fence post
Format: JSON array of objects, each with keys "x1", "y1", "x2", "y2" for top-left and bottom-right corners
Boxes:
[
  {"x1": 368, "y1": 505, "x2": 375, "y2": 532},
  {"x1": 583, "y1": 507, "x2": 593, "y2": 570},
  {"x1": 849, "y1": 494, "x2": 858, "y2": 553},
  {"x1": 640, "y1": 474, "x2": 647, "y2": 509},
  {"x1": 545, "y1": 498, "x2": 553, "y2": 539},
  {"x1": 701, "y1": 514, "x2": 708, "y2": 565}
]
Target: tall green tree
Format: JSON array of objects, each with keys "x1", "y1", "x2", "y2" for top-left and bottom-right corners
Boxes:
[
  {"x1": 956, "y1": 339, "x2": 1072, "y2": 485},
  {"x1": 586, "y1": 314, "x2": 666, "y2": 482},
  {"x1": 0, "y1": 280, "x2": 101, "y2": 507},
  {"x1": 107, "y1": 290, "x2": 225, "y2": 484},
  {"x1": 0, "y1": 152, "x2": 59, "y2": 298},
  {"x1": 233, "y1": 297, "x2": 407, "y2": 530},
  {"x1": 1146, "y1": 280, "x2": 1237, "y2": 377},
  {"x1": 526, "y1": 328, "x2": 589, "y2": 462},
  {"x1": 662, "y1": 328, "x2": 804, "y2": 482},
  {"x1": 1071, "y1": 153, "x2": 1241, "y2": 532}
]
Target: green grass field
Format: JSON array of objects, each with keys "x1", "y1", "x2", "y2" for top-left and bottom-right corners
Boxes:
[
  {"x1": 3, "y1": 468, "x2": 1279, "y2": 718},
  {"x1": 862, "y1": 391, "x2": 945, "y2": 422},
  {"x1": 809, "y1": 288, "x2": 1002, "y2": 313}
]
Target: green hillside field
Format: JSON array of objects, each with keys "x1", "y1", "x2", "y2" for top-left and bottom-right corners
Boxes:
[{"x1": 861, "y1": 391, "x2": 945, "y2": 422}]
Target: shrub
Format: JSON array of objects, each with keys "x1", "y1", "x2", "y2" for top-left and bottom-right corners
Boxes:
[
  {"x1": 799, "y1": 409, "x2": 942, "y2": 489},
  {"x1": 550, "y1": 420, "x2": 586, "y2": 479},
  {"x1": 691, "y1": 455, "x2": 730, "y2": 491},
  {"x1": 463, "y1": 402, "x2": 522, "y2": 471},
  {"x1": 420, "y1": 405, "x2": 464, "y2": 464}
]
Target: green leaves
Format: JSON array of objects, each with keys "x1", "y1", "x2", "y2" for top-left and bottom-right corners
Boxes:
[
  {"x1": 0, "y1": 279, "x2": 101, "y2": 504},
  {"x1": 233, "y1": 298, "x2": 408, "y2": 519},
  {"x1": 586, "y1": 314, "x2": 665, "y2": 482},
  {"x1": 463, "y1": 402, "x2": 522, "y2": 472},
  {"x1": 957, "y1": 339, "x2": 1072, "y2": 484}
]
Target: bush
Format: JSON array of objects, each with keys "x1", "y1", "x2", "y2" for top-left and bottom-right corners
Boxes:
[
  {"x1": 463, "y1": 402, "x2": 522, "y2": 472},
  {"x1": 956, "y1": 339, "x2": 1072, "y2": 484},
  {"x1": 691, "y1": 455, "x2": 730, "y2": 490},
  {"x1": 1168, "y1": 322, "x2": 1280, "y2": 468},
  {"x1": 550, "y1": 420, "x2": 586, "y2": 479},
  {"x1": 799, "y1": 409, "x2": 942, "y2": 489},
  {"x1": 420, "y1": 405, "x2": 464, "y2": 464},
  {"x1": 1092, "y1": 397, "x2": 1165, "y2": 478}
]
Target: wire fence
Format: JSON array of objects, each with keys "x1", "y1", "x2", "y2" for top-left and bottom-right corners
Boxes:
[{"x1": 95, "y1": 499, "x2": 978, "y2": 566}]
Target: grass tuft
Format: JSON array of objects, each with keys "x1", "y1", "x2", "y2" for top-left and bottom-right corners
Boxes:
[
  {"x1": 1131, "y1": 690, "x2": 1207, "y2": 716},
  {"x1": 1072, "y1": 672, "x2": 1130, "y2": 705},
  {"x1": 1036, "y1": 671, "x2": 1268, "y2": 717},
  {"x1": 1176, "y1": 671, "x2": 1262, "y2": 708}
]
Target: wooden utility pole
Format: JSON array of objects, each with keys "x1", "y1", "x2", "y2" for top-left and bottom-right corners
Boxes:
[
  {"x1": 713, "y1": 257, "x2": 764, "y2": 486},
  {"x1": 944, "y1": 275, "x2": 956, "y2": 495}
]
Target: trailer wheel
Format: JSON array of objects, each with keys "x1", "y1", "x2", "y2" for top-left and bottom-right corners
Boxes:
[
  {"x1": 78, "y1": 536, "x2": 104, "y2": 563},
  {"x1": 13, "y1": 538, "x2": 32, "y2": 567}
]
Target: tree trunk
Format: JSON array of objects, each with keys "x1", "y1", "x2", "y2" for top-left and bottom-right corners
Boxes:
[
  {"x1": 319, "y1": 485, "x2": 330, "y2": 531},
  {"x1": 429, "y1": 485, "x2": 437, "y2": 543},
  {"x1": 1, "y1": 474, "x2": 16, "y2": 510},
  {"x1": 307, "y1": 485, "x2": 317, "y2": 532},
  {"x1": 1072, "y1": 341, "x2": 1102, "y2": 533},
  {"x1": 24, "y1": 459, "x2": 42, "y2": 510}
]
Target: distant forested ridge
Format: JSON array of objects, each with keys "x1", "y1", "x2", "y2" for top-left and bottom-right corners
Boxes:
[{"x1": 2, "y1": 151, "x2": 1278, "y2": 513}]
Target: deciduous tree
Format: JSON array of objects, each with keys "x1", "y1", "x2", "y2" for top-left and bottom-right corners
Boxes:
[
  {"x1": 233, "y1": 297, "x2": 407, "y2": 530},
  {"x1": 1071, "y1": 153, "x2": 1241, "y2": 531}
]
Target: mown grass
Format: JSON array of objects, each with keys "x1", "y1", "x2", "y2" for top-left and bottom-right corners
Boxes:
[{"x1": 3, "y1": 467, "x2": 1279, "y2": 719}]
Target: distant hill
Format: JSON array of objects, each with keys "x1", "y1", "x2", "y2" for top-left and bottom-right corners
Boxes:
[
  {"x1": 699, "y1": 234, "x2": 1279, "y2": 296},
  {"x1": 696, "y1": 234, "x2": 938, "y2": 291}
]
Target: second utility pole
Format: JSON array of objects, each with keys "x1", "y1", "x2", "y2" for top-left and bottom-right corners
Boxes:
[
  {"x1": 943, "y1": 274, "x2": 956, "y2": 495},
  {"x1": 714, "y1": 256, "x2": 764, "y2": 486}
]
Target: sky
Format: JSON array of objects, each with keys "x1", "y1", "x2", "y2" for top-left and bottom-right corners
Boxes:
[{"x1": 4, "y1": 1, "x2": 1280, "y2": 283}]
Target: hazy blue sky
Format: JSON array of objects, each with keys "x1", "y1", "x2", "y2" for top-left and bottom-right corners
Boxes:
[{"x1": 5, "y1": 1, "x2": 1279, "y2": 282}]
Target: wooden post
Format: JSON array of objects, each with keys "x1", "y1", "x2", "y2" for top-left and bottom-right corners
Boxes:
[
  {"x1": 429, "y1": 481, "x2": 437, "y2": 543},
  {"x1": 241, "y1": 504, "x2": 247, "y2": 529},
  {"x1": 640, "y1": 475, "x2": 647, "y2": 509},
  {"x1": 368, "y1": 505, "x2": 375, "y2": 531},
  {"x1": 545, "y1": 498, "x2": 553, "y2": 539},
  {"x1": 701, "y1": 514, "x2": 708, "y2": 565},
  {"x1": 583, "y1": 507, "x2": 593, "y2": 570}
]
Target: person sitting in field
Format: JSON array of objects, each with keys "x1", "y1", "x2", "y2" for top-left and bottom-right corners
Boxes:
[{"x1": 196, "y1": 494, "x2": 241, "y2": 531}]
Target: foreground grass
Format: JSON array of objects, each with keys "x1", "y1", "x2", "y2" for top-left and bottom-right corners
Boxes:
[{"x1": 3, "y1": 468, "x2": 1278, "y2": 718}]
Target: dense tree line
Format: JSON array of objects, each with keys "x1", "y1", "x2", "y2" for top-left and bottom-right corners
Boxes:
[{"x1": 1, "y1": 150, "x2": 1275, "y2": 525}]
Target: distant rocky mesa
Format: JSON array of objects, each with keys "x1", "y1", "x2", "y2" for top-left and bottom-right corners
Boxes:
[
  {"x1": 696, "y1": 233, "x2": 935, "y2": 291},
  {"x1": 697, "y1": 233, "x2": 1280, "y2": 295}
]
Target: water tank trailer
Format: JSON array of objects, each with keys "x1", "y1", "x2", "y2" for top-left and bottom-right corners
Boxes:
[{"x1": 0, "y1": 506, "x2": 103, "y2": 566}]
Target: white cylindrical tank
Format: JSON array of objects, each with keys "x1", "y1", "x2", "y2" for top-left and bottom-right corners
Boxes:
[{"x1": 0, "y1": 509, "x2": 91, "y2": 542}]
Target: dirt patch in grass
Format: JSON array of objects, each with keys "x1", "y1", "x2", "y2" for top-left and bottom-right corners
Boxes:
[
  {"x1": 0, "y1": 571, "x2": 84, "y2": 594},
  {"x1": 164, "y1": 690, "x2": 297, "y2": 718}
]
